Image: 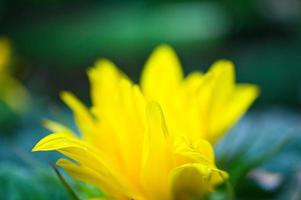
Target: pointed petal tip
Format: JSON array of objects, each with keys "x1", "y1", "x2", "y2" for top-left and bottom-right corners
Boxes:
[
  {"x1": 87, "y1": 59, "x2": 112, "y2": 76},
  {"x1": 140, "y1": 44, "x2": 183, "y2": 97},
  {"x1": 31, "y1": 132, "x2": 80, "y2": 154},
  {"x1": 31, "y1": 138, "x2": 46, "y2": 152},
  {"x1": 211, "y1": 59, "x2": 235, "y2": 71},
  {"x1": 31, "y1": 145, "x2": 38, "y2": 152},
  {"x1": 215, "y1": 59, "x2": 234, "y2": 65},
  {"x1": 249, "y1": 84, "x2": 260, "y2": 102},
  {"x1": 240, "y1": 83, "x2": 261, "y2": 98},
  {"x1": 154, "y1": 43, "x2": 174, "y2": 51},
  {"x1": 88, "y1": 58, "x2": 122, "y2": 81},
  {"x1": 32, "y1": 141, "x2": 43, "y2": 152},
  {"x1": 92, "y1": 58, "x2": 118, "y2": 73},
  {"x1": 41, "y1": 118, "x2": 57, "y2": 129},
  {"x1": 59, "y1": 90, "x2": 72, "y2": 101},
  {"x1": 253, "y1": 84, "x2": 260, "y2": 95},
  {"x1": 94, "y1": 58, "x2": 114, "y2": 66},
  {"x1": 150, "y1": 44, "x2": 178, "y2": 60}
]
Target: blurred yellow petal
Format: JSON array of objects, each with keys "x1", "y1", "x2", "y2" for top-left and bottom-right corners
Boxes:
[
  {"x1": 60, "y1": 91, "x2": 97, "y2": 141},
  {"x1": 209, "y1": 59, "x2": 235, "y2": 114},
  {"x1": 89, "y1": 61, "x2": 147, "y2": 186},
  {"x1": 32, "y1": 132, "x2": 82, "y2": 152},
  {"x1": 57, "y1": 158, "x2": 127, "y2": 200},
  {"x1": 0, "y1": 38, "x2": 30, "y2": 113},
  {"x1": 141, "y1": 102, "x2": 172, "y2": 199},
  {"x1": 182, "y1": 71, "x2": 204, "y2": 94},
  {"x1": 0, "y1": 74, "x2": 30, "y2": 113},
  {"x1": 0, "y1": 38, "x2": 11, "y2": 72},
  {"x1": 225, "y1": 84, "x2": 259, "y2": 126},
  {"x1": 170, "y1": 163, "x2": 228, "y2": 199},
  {"x1": 141, "y1": 45, "x2": 183, "y2": 103},
  {"x1": 88, "y1": 59, "x2": 122, "y2": 108},
  {"x1": 210, "y1": 84, "x2": 259, "y2": 141},
  {"x1": 42, "y1": 119, "x2": 75, "y2": 134},
  {"x1": 33, "y1": 132, "x2": 135, "y2": 198}
]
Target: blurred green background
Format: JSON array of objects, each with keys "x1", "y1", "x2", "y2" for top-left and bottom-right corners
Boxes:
[
  {"x1": 0, "y1": 0, "x2": 301, "y2": 199},
  {"x1": 0, "y1": 0, "x2": 300, "y2": 107}
]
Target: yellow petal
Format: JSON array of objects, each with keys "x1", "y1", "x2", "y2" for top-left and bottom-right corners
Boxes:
[
  {"x1": 61, "y1": 91, "x2": 122, "y2": 167},
  {"x1": 170, "y1": 163, "x2": 228, "y2": 199},
  {"x1": 194, "y1": 73, "x2": 216, "y2": 139},
  {"x1": 42, "y1": 119, "x2": 75, "y2": 134},
  {"x1": 33, "y1": 132, "x2": 134, "y2": 198},
  {"x1": 112, "y1": 79, "x2": 146, "y2": 191},
  {"x1": 210, "y1": 84, "x2": 259, "y2": 142},
  {"x1": 87, "y1": 59, "x2": 130, "y2": 148},
  {"x1": 183, "y1": 71, "x2": 204, "y2": 94},
  {"x1": 209, "y1": 59, "x2": 235, "y2": 113},
  {"x1": 175, "y1": 139, "x2": 215, "y2": 166},
  {"x1": 0, "y1": 74, "x2": 30, "y2": 113},
  {"x1": 32, "y1": 132, "x2": 106, "y2": 172},
  {"x1": 141, "y1": 102, "x2": 172, "y2": 199},
  {"x1": 197, "y1": 60, "x2": 258, "y2": 143},
  {"x1": 32, "y1": 132, "x2": 82, "y2": 152},
  {"x1": 140, "y1": 45, "x2": 183, "y2": 103},
  {"x1": 88, "y1": 59, "x2": 124, "y2": 113},
  {"x1": 89, "y1": 61, "x2": 147, "y2": 190},
  {"x1": 0, "y1": 38, "x2": 11, "y2": 72},
  {"x1": 57, "y1": 158, "x2": 128, "y2": 200},
  {"x1": 60, "y1": 91, "x2": 97, "y2": 141}
]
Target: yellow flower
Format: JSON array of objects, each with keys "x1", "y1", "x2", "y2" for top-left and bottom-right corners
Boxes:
[
  {"x1": 33, "y1": 44, "x2": 257, "y2": 199},
  {"x1": 0, "y1": 38, "x2": 30, "y2": 113},
  {"x1": 140, "y1": 45, "x2": 259, "y2": 143}
]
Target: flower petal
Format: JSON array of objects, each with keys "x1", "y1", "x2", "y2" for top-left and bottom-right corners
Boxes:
[
  {"x1": 0, "y1": 38, "x2": 11, "y2": 72},
  {"x1": 170, "y1": 163, "x2": 228, "y2": 199},
  {"x1": 140, "y1": 45, "x2": 183, "y2": 103},
  {"x1": 32, "y1": 132, "x2": 81, "y2": 152},
  {"x1": 32, "y1": 132, "x2": 135, "y2": 198},
  {"x1": 57, "y1": 158, "x2": 128, "y2": 200},
  {"x1": 60, "y1": 91, "x2": 99, "y2": 142},
  {"x1": 141, "y1": 102, "x2": 172, "y2": 199},
  {"x1": 175, "y1": 139, "x2": 215, "y2": 166},
  {"x1": 88, "y1": 59, "x2": 124, "y2": 115},
  {"x1": 210, "y1": 84, "x2": 259, "y2": 141},
  {"x1": 42, "y1": 119, "x2": 75, "y2": 134},
  {"x1": 209, "y1": 59, "x2": 235, "y2": 113}
]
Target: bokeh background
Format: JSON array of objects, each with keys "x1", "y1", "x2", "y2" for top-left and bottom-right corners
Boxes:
[{"x1": 0, "y1": 0, "x2": 301, "y2": 199}]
